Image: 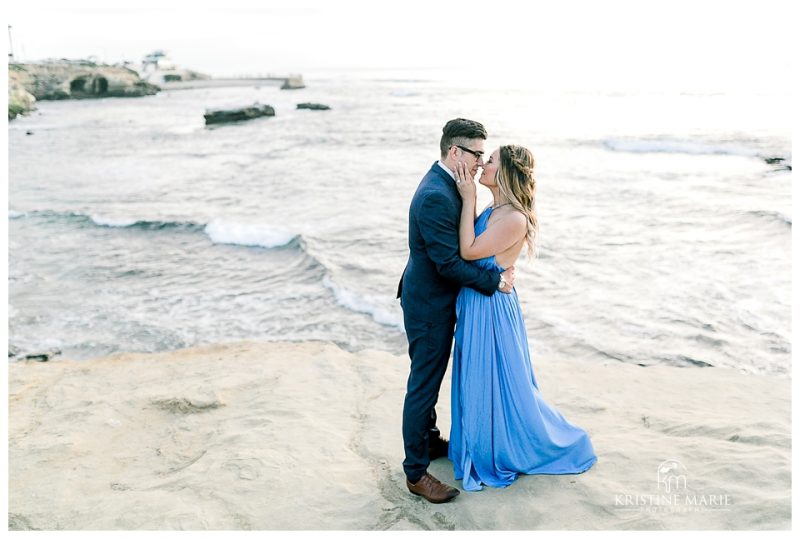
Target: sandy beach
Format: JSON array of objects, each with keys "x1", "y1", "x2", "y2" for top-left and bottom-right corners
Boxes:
[{"x1": 7, "y1": 340, "x2": 791, "y2": 530}]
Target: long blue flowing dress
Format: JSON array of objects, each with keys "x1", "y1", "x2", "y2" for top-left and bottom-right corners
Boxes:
[{"x1": 449, "y1": 206, "x2": 597, "y2": 491}]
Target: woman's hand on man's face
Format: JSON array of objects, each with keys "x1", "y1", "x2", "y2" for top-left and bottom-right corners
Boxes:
[{"x1": 454, "y1": 161, "x2": 476, "y2": 201}]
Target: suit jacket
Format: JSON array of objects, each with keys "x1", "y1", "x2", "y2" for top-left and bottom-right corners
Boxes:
[{"x1": 397, "y1": 162, "x2": 501, "y2": 322}]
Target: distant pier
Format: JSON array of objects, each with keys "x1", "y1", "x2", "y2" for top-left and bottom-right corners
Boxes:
[{"x1": 159, "y1": 74, "x2": 305, "y2": 91}]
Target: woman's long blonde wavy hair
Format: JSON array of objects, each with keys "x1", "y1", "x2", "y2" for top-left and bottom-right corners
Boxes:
[{"x1": 496, "y1": 145, "x2": 539, "y2": 258}]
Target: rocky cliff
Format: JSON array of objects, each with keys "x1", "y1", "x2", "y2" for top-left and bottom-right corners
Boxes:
[{"x1": 8, "y1": 62, "x2": 160, "y2": 120}]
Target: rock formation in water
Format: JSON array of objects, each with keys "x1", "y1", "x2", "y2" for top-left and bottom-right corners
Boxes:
[
  {"x1": 203, "y1": 103, "x2": 276, "y2": 125},
  {"x1": 297, "y1": 102, "x2": 331, "y2": 110}
]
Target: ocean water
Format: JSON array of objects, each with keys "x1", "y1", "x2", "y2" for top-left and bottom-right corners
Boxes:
[{"x1": 8, "y1": 71, "x2": 792, "y2": 377}]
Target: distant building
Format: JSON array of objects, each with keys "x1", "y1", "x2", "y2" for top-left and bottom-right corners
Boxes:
[
  {"x1": 142, "y1": 50, "x2": 175, "y2": 71},
  {"x1": 138, "y1": 50, "x2": 207, "y2": 84}
]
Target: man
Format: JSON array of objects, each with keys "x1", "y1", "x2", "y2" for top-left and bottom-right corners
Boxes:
[{"x1": 396, "y1": 118, "x2": 516, "y2": 503}]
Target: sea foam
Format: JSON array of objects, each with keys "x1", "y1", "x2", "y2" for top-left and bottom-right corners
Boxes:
[
  {"x1": 322, "y1": 275, "x2": 403, "y2": 329},
  {"x1": 90, "y1": 215, "x2": 140, "y2": 227},
  {"x1": 602, "y1": 138, "x2": 761, "y2": 157},
  {"x1": 204, "y1": 219, "x2": 296, "y2": 248}
]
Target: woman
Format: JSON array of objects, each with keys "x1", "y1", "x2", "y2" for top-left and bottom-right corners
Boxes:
[{"x1": 450, "y1": 145, "x2": 597, "y2": 491}]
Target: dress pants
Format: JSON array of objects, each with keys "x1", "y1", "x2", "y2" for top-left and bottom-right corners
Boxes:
[{"x1": 401, "y1": 309, "x2": 457, "y2": 483}]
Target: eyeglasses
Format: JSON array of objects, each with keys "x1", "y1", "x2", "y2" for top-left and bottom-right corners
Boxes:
[{"x1": 453, "y1": 145, "x2": 484, "y2": 160}]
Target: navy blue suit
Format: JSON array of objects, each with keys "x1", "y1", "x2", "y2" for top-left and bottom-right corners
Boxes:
[{"x1": 397, "y1": 162, "x2": 500, "y2": 483}]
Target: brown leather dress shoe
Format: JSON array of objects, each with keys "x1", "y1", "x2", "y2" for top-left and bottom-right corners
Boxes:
[{"x1": 406, "y1": 473, "x2": 460, "y2": 503}]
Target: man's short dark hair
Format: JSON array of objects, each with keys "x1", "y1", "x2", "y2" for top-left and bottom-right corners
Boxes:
[{"x1": 440, "y1": 118, "x2": 487, "y2": 158}]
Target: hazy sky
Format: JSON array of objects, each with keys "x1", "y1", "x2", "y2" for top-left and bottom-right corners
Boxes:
[{"x1": 6, "y1": 0, "x2": 793, "y2": 92}]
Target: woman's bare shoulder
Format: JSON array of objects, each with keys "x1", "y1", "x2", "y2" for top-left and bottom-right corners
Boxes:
[{"x1": 493, "y1": 207, "x2": 528, "y2": 229}]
